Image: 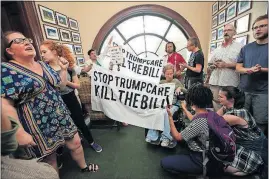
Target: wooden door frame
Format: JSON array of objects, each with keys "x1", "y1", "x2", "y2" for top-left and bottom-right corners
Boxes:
[{"x1": 18, "y1": 1, "x2": 44, "y2": 60}]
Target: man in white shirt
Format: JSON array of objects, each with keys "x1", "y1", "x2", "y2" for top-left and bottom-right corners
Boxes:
[
  {"x1": 205, "y1": 24, "x2": 242, "y2": 111},
  {"x1": 81, "y1": 37, "x2": 113, "y2": 75}
]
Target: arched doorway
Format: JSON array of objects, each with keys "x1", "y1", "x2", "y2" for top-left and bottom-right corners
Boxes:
[{"x1": 92, "y1": 4, "x2": 201, "y2": 60}]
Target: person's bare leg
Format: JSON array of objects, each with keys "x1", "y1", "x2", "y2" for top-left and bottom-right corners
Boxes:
[
  {"x1": 42, "y1": 152, "x2": 58, "y2": 173},
  {"x1": 66, "y1": 133, "x2": 99, "y2": 171}
]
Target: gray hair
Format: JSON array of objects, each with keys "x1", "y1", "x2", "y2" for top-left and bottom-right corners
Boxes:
[
  {"x1": 188, "y1": 37, "x2": 199, "y2": 47},
  {"x1": 163, "y1": 63, "x2": 174, "y2": 73}
]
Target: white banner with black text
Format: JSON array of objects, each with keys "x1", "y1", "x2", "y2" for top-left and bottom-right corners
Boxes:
[{"x1": 91, "y1": 64, "x2": 175, "y2": 130}]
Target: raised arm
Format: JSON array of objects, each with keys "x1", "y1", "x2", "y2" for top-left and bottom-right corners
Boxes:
[
  {"x1": 58, "y1": 57, "x2": 69, "y2": 90},
  {"x1": 66, "y1": 69, "x2": 80, "y2": 89},
  {"x1": 167, "y1": 107, "x2": 183, "y2": 141}
]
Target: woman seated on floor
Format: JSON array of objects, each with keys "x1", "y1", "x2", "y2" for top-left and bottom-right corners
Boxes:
[
  {"x1": 161, "y1": 84, "x2": 213, "y2": 174},
  {"x1": 145, "y1": 63, "x2": 186, "y2": 148},
  {"x1": 217, "y1": 86, "x2": 267, "y2": 176}
]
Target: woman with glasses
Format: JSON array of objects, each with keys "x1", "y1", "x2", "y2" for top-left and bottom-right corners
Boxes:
[{"x1": 1, "y1": 31, "x2": 99, "y2": 173}]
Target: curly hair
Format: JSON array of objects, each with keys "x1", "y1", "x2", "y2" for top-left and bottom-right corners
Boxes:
[
  {"x1": 41, "y1": 40, "x2": 75, "y2": 67},
  {"x1": 186, "y1": 83, "x2": 213, "y2": 109}
]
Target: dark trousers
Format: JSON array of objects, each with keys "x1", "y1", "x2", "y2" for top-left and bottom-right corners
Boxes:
[
  {"x1": 62, "y1": 91, "x2": 94, "y2": 144},
  {"x1": 161, "y1": 151, "x2": 203, "y2": 175},
  {"x1": 185, "y1": 76, "x2": 203, "y2": 89}
]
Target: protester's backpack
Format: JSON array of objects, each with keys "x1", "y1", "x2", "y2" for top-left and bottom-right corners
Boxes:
[{"x1": 193, "y1": 111, "x2": 236, "y2": 176}]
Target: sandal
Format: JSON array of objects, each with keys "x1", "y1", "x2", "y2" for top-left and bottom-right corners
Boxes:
[{"x1": 81, "y1": 163, "x2": 99, "y2": 172}]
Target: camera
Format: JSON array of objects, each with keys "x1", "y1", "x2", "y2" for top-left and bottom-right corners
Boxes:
[{"x1": 176, "y1": 92, "x2": 186, "y2": 101}]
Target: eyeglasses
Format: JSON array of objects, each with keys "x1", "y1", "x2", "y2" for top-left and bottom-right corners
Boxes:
[
  {"x1": 252, "y1": 24, "x2": 268, "y2": 30},
  {"x1": 8, "y1": 38, "x2": 33, "y2": 48}
]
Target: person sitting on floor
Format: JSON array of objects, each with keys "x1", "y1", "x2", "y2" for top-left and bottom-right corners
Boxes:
[
  {"x1": 1, "y1": 116, "x2": 59, "y2": 179},
  {"x1": 218, "y1": 86, "x2": 267, "y2": 176},
  {"x1": 146, "y1": 63, "x2": 186, "y2": 148},
  {"x1": 161, "y1": 84, "x2": 213, "y2": 175}
]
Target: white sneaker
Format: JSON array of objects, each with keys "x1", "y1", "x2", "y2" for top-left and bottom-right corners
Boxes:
[
  {"x1": 161, "y1": 139, "x2": 177, "y2": 148},
  {"x1": 161, "y1": 139, "x2": 170, "y2": 147},
  {"x1": 145, "y1": 137, "x2": 151, "y2": 143}
]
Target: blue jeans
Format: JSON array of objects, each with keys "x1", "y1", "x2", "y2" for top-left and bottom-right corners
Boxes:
[
  {"x1": 161, "y1": 151, "x2": 203, "y2": 174},
  {"x1": 146, "y1": 105, "x2": 179, "y2": 141}
]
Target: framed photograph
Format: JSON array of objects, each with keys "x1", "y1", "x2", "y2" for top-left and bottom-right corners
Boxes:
[
  {"x1": 71, "y1": 32, "x2": 81, "y2": 43},
  {"x1": 236, "y1": 14, "x2": 250, "y2": 34},
  {"x1": 212, "y1": 2, "x2": 219, "y2": 15},
  {"x1": 226, "y1": 2, "x2": 237, "y2": 21},
  {"x1": 55, "y1": 12, "x2": 68, "y2": 28},
  {"x1": 217, "y1": 41, "x2": 223, "y2": 48},
  {"x1": 59, "y1": 29, "x2": 71, "y2": 42},
  {"x1": 69, "y1": 18, "x2": 79, "y2": 31},
  {"x1": 235, "y1": 35, "x2": 248, "y2": 46},
  {"x1": 210, "y1": 43, "x2": 217, "y2": 53},
  {"x1": 64, "y1": 44, "x2": 74, "y2": 54},
  {"x1": 76, "y1": 57, "x2": 85, "y2": 67},
  {"x1": 226, "y1": 21, "x2": 235, "y2": 27},
  {"x1": 74, "y1": 44, "x2": 83, "y2": 55},
  {"x1": 43, "y1": 24, "x2": 59, "y2": 40},
  {"x1": 212, "y1": 16, "x2": 218, "y2": 28},
  {"x1": 219, "y1": 1, "x2": 227, "y2": 10},
  {"x1": 218, "y1": 10, "x2": 226, "y2": 25},
  {"x1": 211, "y1": 30, "x2": 217, "y2": 41},
  {"x1": 238, "y1": 1, "x2": 252, "y2": 15},
  {"x1": 217, "y1": 26, "x2": 224, "y2": 40},
  {"x1": 38, "y1": 5, "x2": 56, "y2": 24}
]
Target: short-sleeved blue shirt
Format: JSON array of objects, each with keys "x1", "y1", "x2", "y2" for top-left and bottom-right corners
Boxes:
[{"x1": 237, "y1": 42, "x2": 268, "y2": 93}]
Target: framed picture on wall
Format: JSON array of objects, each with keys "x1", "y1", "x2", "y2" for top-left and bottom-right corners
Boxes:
[
  {"x1": 69, "y1": 18, "x2": 79, "y2": 31},
  {"x1": 43, "y1": 24, "x2": 59, "y2": 40},
  {"x1": 235, "y1": 35, "x2": 248, "y2": 46},
  {"x1": 238, "y1": 1, "x2": 252, "y2": 15},
  {"x1": 210, "y1": 43, "x2": 217, "y2": 53},
  {"x1": 219, "y1": 1, "x2": 227, "y2": 10},
  {"x1": 217, "y1": 41, "x2": 223, "y2": 48},
  {"x1": 38, "y1": 5, "x2": 56, "y2": 24},
  {"x1": 212, "y1": 16, "x2": 218, "y2": 28},
  {"x1": 211, "y1": 30, "x2": 217, "y2": 41},
  {"x1": 212, "y1": 2, "x2": 218, "y2": 15},
  {"x1": 76, "y1": 57, "x2": 85, "y2": 66},
  {"x1": 236, "y1": 14, "x2": 250, "y2": 34},
  {"x1": 226, "y1": 2, "x2": 237, "y2": 21},
  {"x1": 55, "y1": 12, "x2": 68, "y2": 28},
  {"x1": 218, "y1": 10, "x2": 226, "y2": 25},
  {"x1": 71, "y1": 32, "x2": 81, "y2": 43},
  {"x1": 217, "y1": 26, "x2": 224, "y2": 39},
  {"x1": 64, "y1": 44, "x2": 74, "y2": 54},
  {"x1": 74, "y1": 44, "x2": 83, "y2": 55},
  {"x1": 227, "y1": 21, "x2": 235, "y2": 27},
  {"x1": 59, "y1": 29, "x2": 71, "y2": 42}
]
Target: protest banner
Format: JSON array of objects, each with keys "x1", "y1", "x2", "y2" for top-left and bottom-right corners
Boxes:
[
  {"x1": 101, "y1": 42, "x2": 164, "y2": 84},
  {"x1": 91, "y1": 64, "x2": 175, "y2": 130}
]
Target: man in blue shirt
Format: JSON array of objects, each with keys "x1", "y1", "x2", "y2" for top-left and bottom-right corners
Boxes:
[{"x1": 236, "y1": 15, "x2": 268, "y2": 134}]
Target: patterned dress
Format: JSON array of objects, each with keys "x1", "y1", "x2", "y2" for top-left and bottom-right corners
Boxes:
[{"x1": 1, "y1": 61, "x2": 77, "y2": 158}]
